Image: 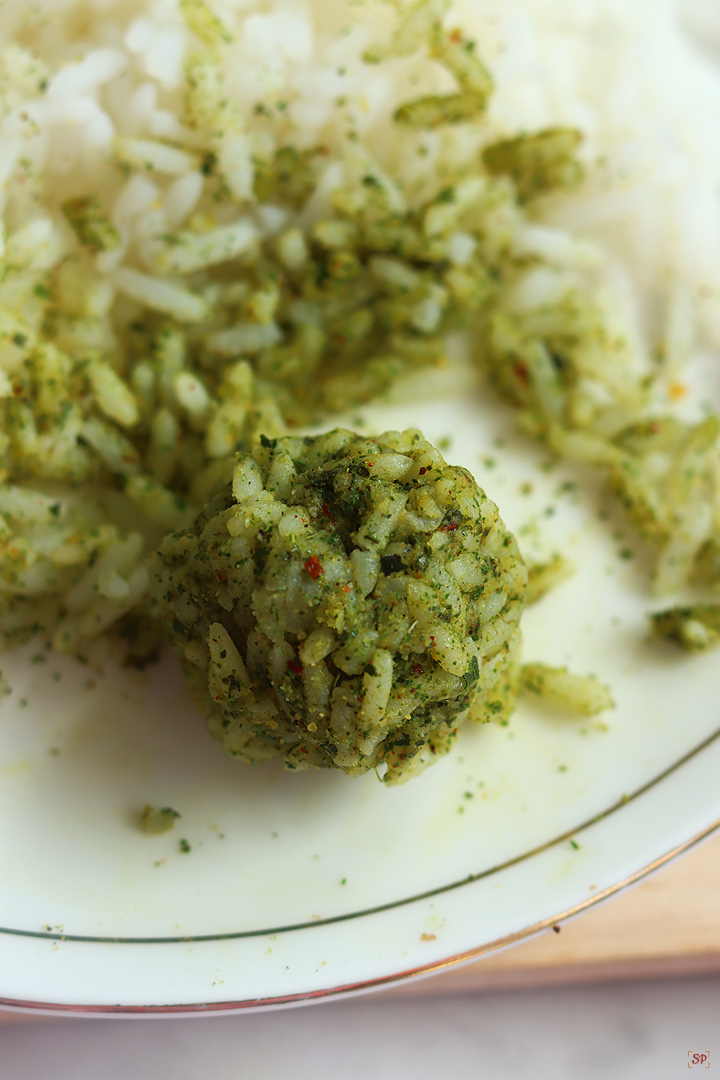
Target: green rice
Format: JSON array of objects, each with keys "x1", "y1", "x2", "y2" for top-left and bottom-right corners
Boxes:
[
  {"x1": 148, "y1": 428, "x2": 527, "y2": 783},
  {"x1": 526, "y1": 554, "x2": 575, "y2": 606},
  {"x1": 139, "y1": 805, "x2": 181, "y2": 835},
  {"x1": 520, "y1": 663, "x2": 614, "y2": 717},
  {"x1": 0, "y1": 0, "x2": 715, "y2": 782},
  {"x1": 650, "y1": 604, "x2": 720, "y2": 653}
]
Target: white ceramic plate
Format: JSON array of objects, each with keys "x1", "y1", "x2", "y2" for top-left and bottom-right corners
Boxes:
[{"x1": 1, "y1": 391, "x2": 719, "y2": 1016}]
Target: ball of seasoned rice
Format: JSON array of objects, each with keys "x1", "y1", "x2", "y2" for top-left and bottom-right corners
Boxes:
[{"x1": 148, "y1": 428, "x2": 527, "y2": 783}]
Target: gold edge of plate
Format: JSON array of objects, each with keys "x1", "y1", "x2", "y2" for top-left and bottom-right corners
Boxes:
[{"x1": 1, "y1": 815, "x2": 718, "y2": 1017}]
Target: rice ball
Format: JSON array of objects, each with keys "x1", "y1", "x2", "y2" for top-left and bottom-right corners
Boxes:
[{"x1": 148, "y1": 428, "x2": 527, "y2": 783}]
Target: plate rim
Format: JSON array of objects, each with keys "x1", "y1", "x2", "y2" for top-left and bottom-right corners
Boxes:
[
  {"x1": 2, "y1": 722, "x2": 719, "y2": 947},
  {"x1": 1, "y1": 781, "x2": 718, "y2": 1015}
]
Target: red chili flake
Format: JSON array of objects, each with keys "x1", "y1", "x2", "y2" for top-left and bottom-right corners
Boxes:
[
  {"x1": 412, "y1": 664, "x2": 423, "y2": 675},
  {"x1": 216, "y1": 570, "x2": 227, "y2": 583},
  {"x1": 341, "y1": 583, "x2": 352, "y2": 594},
  {"x1": 514, "y1": 361, "x2": 529, "y2": 386},
  {"x1": 552, "y1": 924, "x2": 561, "y2": 934},
  {"x1": 419, "y1": 467, "x2": 427, "y2": 475},
  {"x1": 287, "y1": 658, "x2": 303, "y2": 676},
  {"x1": 321, "y1": 504, "x2": 331, "y2": 516},
  {"x1": 304, "y1": 556, "x2": 324, "y2": 580},
  {"x1": 439, "y1": 523, "x2": 458, "y2": 532}
]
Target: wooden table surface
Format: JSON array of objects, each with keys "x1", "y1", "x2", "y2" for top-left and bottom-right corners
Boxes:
[{"x1": 1, "y1": 829, "x2": 718, "y2": 1021}]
